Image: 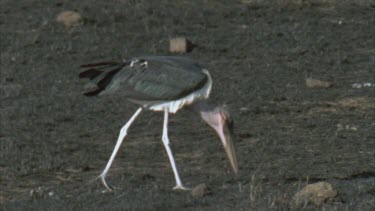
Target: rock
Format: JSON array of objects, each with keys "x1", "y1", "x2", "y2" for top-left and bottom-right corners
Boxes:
[
  {"x1": 56, "y1": 11, "x2": 82, "y2": 28},
  {"x1": 352, "y1": 83, "x2": 362, "y2": 89},
  {"x1": 293, "y1": 182, "x2": 337, "y2": 206},
  {"x1": 169, "y1": 37, "x2": 195, "y2": 53},
  {"x1": 191, "y1": 183, "x2": 210, "y2": 197},
  {"x1": 336, "y1": 97, "x2": 374, "y2": 109},
  {"x1": 352, "y1": 82, "x2": 374, "y2": 88},
  {"x1": 30, "y1": 187, "x2": 44, "y2": 198},
  {"x1": 305, "y1": 78, "x2": 334, "y2": 88}
]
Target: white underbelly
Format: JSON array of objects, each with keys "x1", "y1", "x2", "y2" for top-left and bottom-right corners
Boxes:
[{"x1": 149, "y1": 69, "x2": 212, "y2": 113}]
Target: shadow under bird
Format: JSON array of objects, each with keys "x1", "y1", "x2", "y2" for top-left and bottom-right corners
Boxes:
[{"x1": 79, "y1": 56, "x2": 238, "y2": 190}]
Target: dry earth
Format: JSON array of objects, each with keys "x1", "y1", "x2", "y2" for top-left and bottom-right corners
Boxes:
[{"x1": 1, "y1": 0, "x2": 374, "y2": 210}]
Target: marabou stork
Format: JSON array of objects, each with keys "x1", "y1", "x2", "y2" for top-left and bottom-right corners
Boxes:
[{"x1": 79, "y1": 56, "x2": 238, "y2": 190}]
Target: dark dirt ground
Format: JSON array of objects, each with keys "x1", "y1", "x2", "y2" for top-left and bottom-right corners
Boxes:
[{"x1": 1, "y1": 0, "x2": 374, "y2": 210}]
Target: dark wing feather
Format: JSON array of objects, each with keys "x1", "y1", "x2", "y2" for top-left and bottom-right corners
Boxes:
[
  {"x1": 80, "y1": 61, "x2": 120, "y2": 68},
  {"x1": 99, "y1": 56, "x2": 208, "y2": 103},
  {"x1": 79, "y1": 61, "x2": 121, "y2": 79},
  {"x1": 79, "y1": 69, "x2": 103, "y2": 79},
  {"x1": 79, "y1": 61, "x2": 126, "y2": 96}
]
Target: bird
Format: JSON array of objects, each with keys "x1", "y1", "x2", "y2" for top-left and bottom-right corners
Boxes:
[{"x1": 79, "y1": 56, "x2": 238, "y2": 191}]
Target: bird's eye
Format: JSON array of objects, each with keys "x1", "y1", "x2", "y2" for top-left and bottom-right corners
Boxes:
[
  {"x1": 227, "y1": 117, "x2": 234, "y2": 132},
  {"x1": 220, "y1": 109, "x2": 234, "y2": 133}
]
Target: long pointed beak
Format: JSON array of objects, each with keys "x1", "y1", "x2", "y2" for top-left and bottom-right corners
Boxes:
[{"x1": 215, "y1": 125, "x2": 238, "y2": 174}]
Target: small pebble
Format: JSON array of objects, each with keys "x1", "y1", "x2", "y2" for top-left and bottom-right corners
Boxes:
[
  {"x1": 352, "y1": 82, "x2": 374, "y2": 88},
  {"x1": 191, "y1": 183, "x2": 210, "y2": 197},
  {"x1": 169, "y1": 37, "x2": 195, "y2": 53},
  {"x1": 352, "y1": 83, "x2": 362, "y2": 89},
  {"x1": 56, "y1": 10, "x2": 82, "y2": 28},
  {"x1": 305, "y1": 78, "x2": 334, "y2": 88},
  {"x1": 293, "y1": 182, "x2": 337, "y2": 206}
]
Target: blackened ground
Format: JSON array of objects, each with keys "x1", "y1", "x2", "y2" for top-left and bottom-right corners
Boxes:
[{"x1": 1, "y1": 0, "x2": 374, "y2": 210}]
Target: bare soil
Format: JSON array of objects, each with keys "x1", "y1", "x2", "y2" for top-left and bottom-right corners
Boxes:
[{"x1": 1, "y1": 0, "x2": 374, "y2": 210}]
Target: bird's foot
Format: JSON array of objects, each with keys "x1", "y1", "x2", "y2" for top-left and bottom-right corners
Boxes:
[
  {"x1": 98, "y1": 174, "x2": 115, "y2": 191},
  {"x1": 173, "y1": 185, "x2": 191, "y2": 191}
]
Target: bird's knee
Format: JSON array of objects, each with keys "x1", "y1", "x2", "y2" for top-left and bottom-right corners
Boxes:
[
  {"x1": 119, "y1": 130, "x2": 127, "y2": 138},
  {"x1": 162, "y1": 135, "x2": 169, "y2": 145},
  {"x1": 119, "y1": 126, "x2": 129, "y2": 134}
]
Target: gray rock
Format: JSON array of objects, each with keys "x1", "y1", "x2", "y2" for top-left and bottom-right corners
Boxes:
[
  {"x1": 191, "y1": 183, "x2": 210, "y2": 197},
  {"x1": 293, "y1": 182, "x2": 337, "y2": 206}
]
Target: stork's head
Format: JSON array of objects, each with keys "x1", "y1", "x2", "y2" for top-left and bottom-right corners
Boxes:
[{"x1": 195, "y1": 102, "x2": 238, "y2": 174}]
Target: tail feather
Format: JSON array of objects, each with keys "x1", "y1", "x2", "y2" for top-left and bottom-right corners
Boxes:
[
  {"x1": 79, "y1": 61, "x2": 127, "y2": 96},
  {"x1": 80, "y1": 61, "x2": 120, "y2": 68},
  {"x1": 95, "y1": 66, "x2": 124, "y2": 89},
  {"x1": 79, "y1": 68, "x2": 103, "y2": 79}
]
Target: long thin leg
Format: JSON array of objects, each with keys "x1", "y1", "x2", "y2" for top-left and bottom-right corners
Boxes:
[
  {"x1": 99, "y1": 108, "x2": 142, "y2": 190},
  {"x1": 162, "y1": 109, "x2": 190, "y2": 190}
]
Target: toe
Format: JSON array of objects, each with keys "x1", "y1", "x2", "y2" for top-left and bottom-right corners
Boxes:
[{"x1": 173, "y1": 185, "x2": 191, "y2": 191}]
